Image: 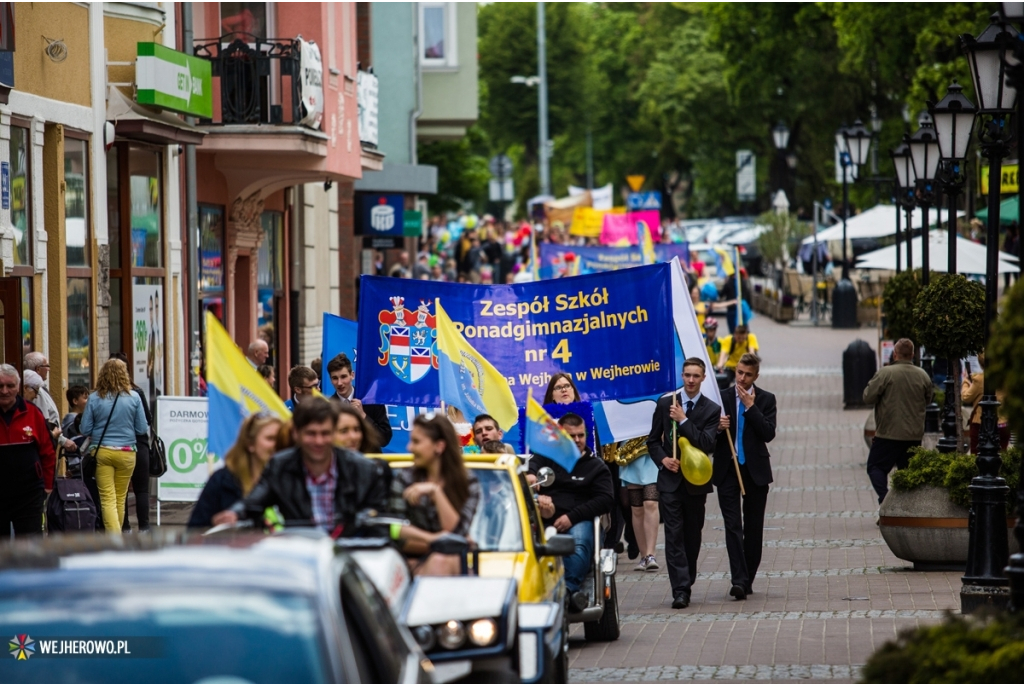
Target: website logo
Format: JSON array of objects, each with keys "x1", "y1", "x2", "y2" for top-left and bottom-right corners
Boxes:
[{"x1": 9, "y1": 634, "x2": 34, "y2": 660}]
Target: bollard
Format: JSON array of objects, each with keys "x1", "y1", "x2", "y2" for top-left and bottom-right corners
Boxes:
[{"x1": 842, "y1": 340, "x2": 876, "y2": 409}]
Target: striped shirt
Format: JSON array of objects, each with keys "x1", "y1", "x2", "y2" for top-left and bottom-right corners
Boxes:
[{"x1": 304, "y1": 457, "x2": 338, "y2": 530}]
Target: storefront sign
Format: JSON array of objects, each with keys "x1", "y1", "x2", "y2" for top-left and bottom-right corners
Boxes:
[
  {"x1": 132, "y1": 283, "x2": 165, "y2": 402},
  {"x1": 980, "y1": 163, "x2": 1018, "y2": 195},
  {"x1": 297, "y1": 38, "x2": 324, "y2": 129},
  {"x1": 403, "y1": 210, "x2": 423, "y2": 237},
  {"x1": 136, "y1": 42, "x2": 212, "y2": 118},
  {"x1": 1, "y1": 161, "x2": 8, "y2": 210},
  {"x1": 156, "y1": 396, "x2": 211, "y2": 503},
  {"x1": 356, "y1": 193, "x2": 405, "y2": 237},
  {"x1": 357, "y1": 70, "x2": 379, "y2": 146},
  {"x1": 363, "y1": 236, "x2": 400, "y2": 249}
]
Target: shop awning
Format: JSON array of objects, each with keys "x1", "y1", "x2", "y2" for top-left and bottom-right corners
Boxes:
[
  {"x1": 855, "y1": 229, "x2": 1019, "y2": 274},
  {"x1": 106, "y1": 86, "x2": 206, "y2": 146},
  {"x1": 974, "y1": 196, "x2": 1019, "y2": 225},
  {"x1": 354, "y1": 163, "x2": 438, "y2": 194}
]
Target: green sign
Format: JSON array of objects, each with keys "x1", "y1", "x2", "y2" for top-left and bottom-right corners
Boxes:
[
  {"x1": 403, "y1": 210, "x2": 423, "y2": 237},
  {"x1": 136, "y1": 42, "x2": 212, "y2": 118}
]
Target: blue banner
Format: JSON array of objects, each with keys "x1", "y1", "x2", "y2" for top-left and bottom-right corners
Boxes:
[
  {"x1": 320, "y1": 314, "x2": 359, "y2": 391},
  {"x1": 539, "y1": 243, "x2": 689, "y2": 279},
  {"x1": 356, "y1": 265, "x2": 676, "y2": 406}
]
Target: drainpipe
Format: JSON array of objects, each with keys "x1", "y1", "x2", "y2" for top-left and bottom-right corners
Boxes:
[{"x1": 182, "y1": 3, "x2": 201, "y2": 395}]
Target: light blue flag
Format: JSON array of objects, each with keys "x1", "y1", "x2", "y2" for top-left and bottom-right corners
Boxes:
[{"x1": 321, "y1": 313, "x2": 359, "y2": 395}]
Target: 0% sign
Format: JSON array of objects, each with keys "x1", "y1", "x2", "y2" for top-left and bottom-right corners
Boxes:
[{"x1": 168, "y1": 437, "x2": 214, "y2": 473}]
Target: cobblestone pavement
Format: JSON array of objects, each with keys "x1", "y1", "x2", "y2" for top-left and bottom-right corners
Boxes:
[{"x1": 567, "y1": 318, "x2": 959, "y2": 683}]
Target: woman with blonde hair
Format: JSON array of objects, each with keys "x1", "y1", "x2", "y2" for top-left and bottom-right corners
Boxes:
[
  {"x1": 188, "y1": 412, "x2": 283, "y2": 528},
  {"x1": 79, "y1": 359, "x2": 148, "y2": 534}
]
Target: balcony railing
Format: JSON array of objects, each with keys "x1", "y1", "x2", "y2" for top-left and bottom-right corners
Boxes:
[{"x1": 194, "y1": 35, "x2": 309, "y2": 127}]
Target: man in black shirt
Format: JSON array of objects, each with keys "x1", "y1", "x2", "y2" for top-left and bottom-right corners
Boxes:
[
  {"x1": 529, "y1": 413, "x2": 613, "y2": 604},
  {"x1": 325, "y1": 353, "x2": 392, "y2": 448}
]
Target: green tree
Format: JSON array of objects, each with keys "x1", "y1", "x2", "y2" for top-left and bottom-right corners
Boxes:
[{"x1": 418, "y1": 125, "x2": 490, "y2": 214}]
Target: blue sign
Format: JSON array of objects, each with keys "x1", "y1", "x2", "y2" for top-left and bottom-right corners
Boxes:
[
  {"x1": 356, "y1": 264, "x2": 676, "y2": 406},
  {"x1": 357, "y1": 193, "x2": 405, "y2": 237},
  {"x1": 320, "y1": 313, "x2": 359, "y2": 391},
  {"x1": 539, "y1": 243, "x2": 689, "y2": 279},
  {"x1": 0, "y1": 161, "x2": 8, "y2": 211},
  {"x1": 627, "y1": 191, "x2": 662, "y2": 211}
]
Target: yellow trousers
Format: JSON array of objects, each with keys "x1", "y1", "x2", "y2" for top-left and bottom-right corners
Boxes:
[{"x1": 95, "y1": 447, "x2": 136, "y2": 534}]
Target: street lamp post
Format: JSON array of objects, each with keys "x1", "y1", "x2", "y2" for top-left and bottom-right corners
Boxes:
[
  {"x1": 892, "y1": 141, "x2": 915, "y2": 272},
  {"x1": 930, "y1": 81, "x2": 979, "y2": 454},
  {"x1": 773, "y1": 120, "x2": 791, "y2": 201},
  {"x1": 999, "y1": 0, "x2": 1024, "y2": 614},
  {"x1": 908, "y1": 113, "x2": 943, "y2": 434},
  {"x1": 832, "y1": 121, "x2": 871, "y2": 329},
  {"x1": 959, "y1": 14, "x2": 1019, "y2": 613}
]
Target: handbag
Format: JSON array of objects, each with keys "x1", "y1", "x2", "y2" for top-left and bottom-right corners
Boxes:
[{"x1": 149, "y1": 430, "x2": 168, "y2": 478}]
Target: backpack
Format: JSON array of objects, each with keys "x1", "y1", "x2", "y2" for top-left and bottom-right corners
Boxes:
[{"x1": 46, "y1": 476, "x2": 98, "y2": 533}]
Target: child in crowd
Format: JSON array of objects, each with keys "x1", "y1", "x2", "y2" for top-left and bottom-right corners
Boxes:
[{"x1": 62, "y1": 385, "x2": 90, "y2": 440}]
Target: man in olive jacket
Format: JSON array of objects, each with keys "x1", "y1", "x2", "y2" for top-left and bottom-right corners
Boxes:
[{"x1": 862, "y1": 338, "x2": 934, "y2": 504}]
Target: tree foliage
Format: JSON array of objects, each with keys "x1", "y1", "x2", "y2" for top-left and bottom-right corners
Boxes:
[
  {"x1": 913, "y1": 274, "x2": 986, "y2": 361},
  {"x1": 881, "y1": 270, "x2": 925, "y2": 347},
  {"x1": 473, "y1": 3, "x2": 994, "y2": 218},
  {"x1": 988, "y1": 278, "x2": 1024, "y2": 440}
]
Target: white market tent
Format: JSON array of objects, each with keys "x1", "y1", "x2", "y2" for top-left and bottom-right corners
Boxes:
[
  {"x1": 855, "y1": 230, "x2": 1019, "y2": 274},
  {"x1": 801, "y1": 204, "x2": 963, "y2": 245}
]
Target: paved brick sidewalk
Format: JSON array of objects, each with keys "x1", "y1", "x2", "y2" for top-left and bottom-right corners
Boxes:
[{"x1": 568, "y1": 318, "x2": 958, "y2": 682}]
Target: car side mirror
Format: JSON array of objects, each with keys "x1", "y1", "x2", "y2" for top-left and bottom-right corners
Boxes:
[
  {"x1": 536, "y1": 466, "x2": 556, "y2": 488},
  {"x1": 537, "y1": 533, "x2": 575, "y2": 557}
]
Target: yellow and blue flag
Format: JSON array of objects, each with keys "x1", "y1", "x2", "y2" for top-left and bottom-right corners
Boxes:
[
  {"x1": 434, "y1": 299, "x2": 518, "y2": 431},
  {"x1": 637, "y1": 220, "x2": 657, "y2": 266},
  {"x1": 525, "y1": 392, "x2": 581, "y2": 473},
  {"x1": 712, "y1": 246, "x2": 736, "y2": 278},
  {"x1": 205, "y1": 311, "x2": 291, "y2": 460}
]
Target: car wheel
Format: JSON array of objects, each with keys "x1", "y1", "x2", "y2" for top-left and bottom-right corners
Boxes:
[{"x1": 583, "y1": 575, "x2": 620, "y2": 642}]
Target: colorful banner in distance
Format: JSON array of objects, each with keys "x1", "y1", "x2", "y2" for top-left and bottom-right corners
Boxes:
[
  {"x1": 356, "y1": 265, "x2": 676, "y2": 407},
  {"x1": 538, "y1": 243, "x2": 689, "y2": 279},
  {"x1": 600, "y1": 209, "x2": 661, "y2": 245}
]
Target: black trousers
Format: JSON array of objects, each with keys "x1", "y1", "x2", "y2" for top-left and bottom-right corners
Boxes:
[
  {"x1": 122, "y1": 438, "x2": 151, "y2": 531},
  {"x1": 866, "y1": 437, "x2": 920, "y2": 505},
  {"x1": 1, "y1": 487, "x2": 45, "y2": 538},
  {"x1": 716, "y1": 464, "x2": 770, "y2": 590},
  {"x1": 603, "y1": 462, "x2": 636, "y2": 551},
  {"x1": 659, "y1": 487, "x2": 706, "y2": 599}
]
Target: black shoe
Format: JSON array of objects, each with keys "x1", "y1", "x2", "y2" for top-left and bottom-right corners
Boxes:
[
  {"x1": 671, "y1": 594, "x2": 690, "y2": 609},
  {"x1": 745, "y1": 585, "x2": 753, "y2": 596},
  {"x1": 729, "y1": 585, "x2": 747, "y2": 600},
  {"x1": 570, "y1": 591, "x2": 589, "y2": 613},
  {"x1": 627, "y1": 542, "x2": 640, "y2": 561},
  {"x1": 614, "y1": 541, "x2": 625, "y2": 555}
]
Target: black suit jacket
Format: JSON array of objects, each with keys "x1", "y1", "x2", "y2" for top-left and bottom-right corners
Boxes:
[
  {"x1": 712, "y1": 384, "x2": 777, "y2": 487},
  {"x1": 332, "y1": 390, "x2": 393, "y2": 448},
  {"x1": 647, "y1": 393, "x2": 720, "y2": 495}
]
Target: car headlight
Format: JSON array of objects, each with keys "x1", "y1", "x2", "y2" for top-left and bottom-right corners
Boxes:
[
  {"x1": 436, "y1": 620, "x2": 466, "y2": 650},
  {"x1": 412, "y1": 625, "x2": 436, "y2": 651},
  {"x1": 467, "y1": 618, "x2": 498, "y2": 647}
]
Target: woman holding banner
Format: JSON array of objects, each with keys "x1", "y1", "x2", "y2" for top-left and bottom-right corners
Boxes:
[{"x1": 188, "y1": 413, "x2": 283, "y2": 529}]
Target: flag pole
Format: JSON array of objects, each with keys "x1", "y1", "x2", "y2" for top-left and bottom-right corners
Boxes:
[
  {"x1": 724, "y1": 417, "x2": 746, "y2": 497},
  {"x1": 735, "y1": 247, "x2": 743, "y2": 327},
  {"x1": 525, "y1": 388, "x2": 532, "y2": 457},
  {"x1": 671, "y1": 392, "x2": 678, "y2": 465}
]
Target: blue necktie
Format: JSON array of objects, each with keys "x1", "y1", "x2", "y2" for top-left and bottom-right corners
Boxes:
[{"x1": 737, "y1": 402, "x2": 746, "y2": 465}]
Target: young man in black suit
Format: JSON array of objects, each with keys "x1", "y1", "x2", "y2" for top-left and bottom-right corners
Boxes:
[
  {"x1": 325, "y1": 353, "x2": 393, "y2": 448},
  {"x1": 647, "y1": 357, "x2": 721, "y2": 609},
  {"x1": 713, "y1": 353, "x2": 777, "y2": 600}
]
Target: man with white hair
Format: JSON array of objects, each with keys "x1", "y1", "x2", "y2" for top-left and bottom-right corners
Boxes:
[
  {"x1": 0, "y1": 363, "x2": 56, "y2": 536},
  {"x1": 24, "y1": 351, "x2": 77, "y2": 454},
  {"x1": 245, "y1": 340, "x2": 269, "y2": 369}
]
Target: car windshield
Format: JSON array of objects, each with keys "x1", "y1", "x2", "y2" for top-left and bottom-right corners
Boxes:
[
  {"x1": 0, "y1": 588, "x2": 328, "y2": 683},
  {"x1": 469, "y1": 469, "x2": 525, "y2": 552}
]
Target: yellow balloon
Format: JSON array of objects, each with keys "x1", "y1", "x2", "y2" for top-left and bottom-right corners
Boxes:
[{"x1": 678, "y1": 436, "x2": 713, "y2": 486}]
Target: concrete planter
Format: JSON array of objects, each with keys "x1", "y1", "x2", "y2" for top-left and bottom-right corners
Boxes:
[{"x1": 879, "y1": 485, "x2": 1019, "y2": 570}]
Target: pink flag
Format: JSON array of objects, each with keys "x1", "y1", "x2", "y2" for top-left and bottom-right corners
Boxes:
[{"x1": 600, "y1": 210, "x2": 661, "y2": 245}]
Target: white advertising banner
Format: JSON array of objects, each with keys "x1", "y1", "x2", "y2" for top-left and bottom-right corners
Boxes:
[
  {"x1": 132, "y1": 283, "x2": 164, "y2": 402},
  {"x1": 298, "y1": 38, "x2": 324, "y2": 129},
  {"x1": 156, "y1": 396, "x2": 214, "y2": 503}
]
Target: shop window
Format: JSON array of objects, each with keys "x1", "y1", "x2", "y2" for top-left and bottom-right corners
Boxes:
[
  {"x1": 132, "y1": 277, "x2": 165, "y2": 404},
  {"x1": 420, "y1": 3, "x2": 457, "y2": 68},
  {"x1": 107, "y1": 146, "x2": 121, "y2": 268},
  {"x1": 221, "y1": 2, "x2": 267, "y2": 39},
  {"x1": 67, "y1": 278, "x2": 91, "y2": 388},
  {"x1": 257, "y1": 211, "x2": 283, "y2": 366},
  {"x1": 199, "y1": 204, "x2": 225, "y2": 325},
  {"x1": 10, "y1": 125, "x2": 31, "y2": 267},
  {"x1": 65, "y1": 138, "x2": 89, "y2": 267},
  {"x1": 108, "y1": 277, "x2": 122, "y2": 357},
  {"x1": 129, "y1": 148, "x2": 162, "y2": 269},
  {"x1": 20, "y1": 277, "x2": 32, "y2": 359}
]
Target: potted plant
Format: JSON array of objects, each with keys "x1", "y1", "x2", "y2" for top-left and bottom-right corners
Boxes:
[
  {"x1": 881, "y1": 269, "x2": 924, "y2": 355},
  {"x1": 878, "y1": 447, "x2": 1020, "y2": 568},
  {"x1": 914, "y1": 274, "x2": 986, "y2": 450},
  {"x1": 777, "y1": 294, "x2": 795, "y2": 321}
]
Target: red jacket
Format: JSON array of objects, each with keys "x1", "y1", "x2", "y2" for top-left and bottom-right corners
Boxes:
[{"x1": 0, "y1": 396, "x2": 57, "y2": 489}]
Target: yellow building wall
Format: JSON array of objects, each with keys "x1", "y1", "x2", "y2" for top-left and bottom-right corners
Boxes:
[
  {"x1": 12, "y1": 3, "x2": 91, "y2": 107},
  {"x1": 105, "y1": 15, "x2": 168, "y2": 96}
]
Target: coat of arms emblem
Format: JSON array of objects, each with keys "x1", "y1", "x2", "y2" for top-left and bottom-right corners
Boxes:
[{"x1": 377, "y1": 297, "x2": 438, "y2": 383}]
